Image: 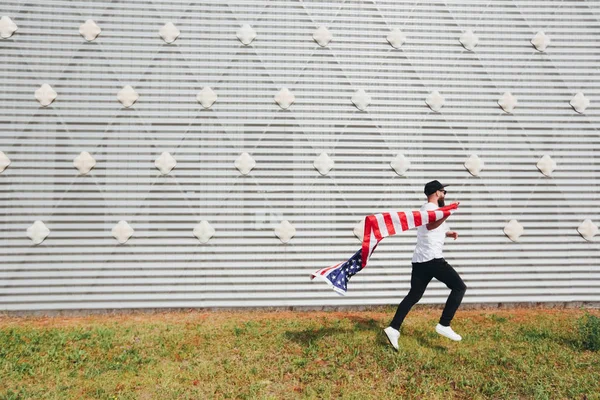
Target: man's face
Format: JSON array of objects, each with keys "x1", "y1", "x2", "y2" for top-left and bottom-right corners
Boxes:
[{"x1": 437, "y1": 189, "x2": 446, "y2": 207}]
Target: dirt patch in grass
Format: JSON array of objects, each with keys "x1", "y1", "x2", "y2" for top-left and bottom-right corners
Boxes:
[{"x1": 1, "y1": 306, "x2": 596, "y2": 328}]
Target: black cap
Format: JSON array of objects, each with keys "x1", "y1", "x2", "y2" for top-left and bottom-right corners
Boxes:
[{"x1": 424, "y1": 180, "x2": 448, "y2": 196}]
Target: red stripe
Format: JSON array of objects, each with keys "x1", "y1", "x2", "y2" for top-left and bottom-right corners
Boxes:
[
  {"x1": 362, "y1": 215, "x2": 383, "y2": 268},
  {"x1": 383, "y1": 213, "x2": 396, "y2": 236},
  {"x1": 427, "y1": 210, "x2": 438, "y2": 224},
  {"x1": 398, "y1": 212, "x2": 408, "y2": 231},
  {"x1": 368, "y1": 215, "x2": 383, "y2": 241},
  {"x1": 413, "y1": 211, "x2": 422, "y2": 227},
  {"x1": 362, "y1": 243, "x2": 376, "y2": 268},
  {"x1": 362, "y1": 216, "x2": 373, "y2": 265},
  {"x1": 319, "y1": 262, "x2": 342, "y2": 276}
]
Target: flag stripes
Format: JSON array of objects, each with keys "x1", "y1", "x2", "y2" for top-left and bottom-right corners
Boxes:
[{"x1": 311, "y1": 203, "x2": 459, "y2": 295}]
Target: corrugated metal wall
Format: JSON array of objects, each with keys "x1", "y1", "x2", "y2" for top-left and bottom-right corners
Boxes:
[{"x1": 1, "y1": 0, "x2": 599, "y2": 312}]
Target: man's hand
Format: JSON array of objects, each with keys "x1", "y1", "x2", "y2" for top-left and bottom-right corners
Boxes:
[{"x1": 446, "y1": 231, "x2": 458, "y2": 240}]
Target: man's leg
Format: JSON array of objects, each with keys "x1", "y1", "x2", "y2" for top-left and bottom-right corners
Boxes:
[
  {"x1": 389, "y1": 262, "x2": 433, "y2": 330},
  {"x1": 432, "y1": 258, "x2": 467, "y2": 327}
]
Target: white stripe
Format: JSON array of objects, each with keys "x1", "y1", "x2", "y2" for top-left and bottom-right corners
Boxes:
[
  {"x1": 420, "y1": 211, "x2": 430, "y2": 224},
  {"x1": 391, "y1": 212, "x2": 402, "y2": 233},
  {"x1": 404, "y1": 210, "x2": 415, "y2": 230},
  {"x1": 375, "y1": 213, "x2": 388, "y2": 238}
]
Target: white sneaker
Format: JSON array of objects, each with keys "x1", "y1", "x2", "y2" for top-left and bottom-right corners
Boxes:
[
  {"x1": 384, "y1": 326, "x2": 400, "y2": 350},
  {"x1": 435, "y1": 323, "x2": 462, "y2": 341}
]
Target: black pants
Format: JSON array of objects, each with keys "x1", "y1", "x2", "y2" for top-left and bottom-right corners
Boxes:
[{"x1": 390, "y1": 258, "x2": 466, "y2": 329}]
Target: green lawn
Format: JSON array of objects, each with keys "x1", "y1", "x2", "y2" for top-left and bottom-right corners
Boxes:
[{"x1": 1, "y1": 307, "x2": 599, "y2": 399}]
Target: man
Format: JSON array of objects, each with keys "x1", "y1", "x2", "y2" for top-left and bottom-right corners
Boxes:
[{"x1": 384, "y1": 180, "x2": 467, "y2": 350}]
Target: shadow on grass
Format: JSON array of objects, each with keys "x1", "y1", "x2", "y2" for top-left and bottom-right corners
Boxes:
[
  {"x1": 284, "y1": 327, "x2": 348, "y2": 345},
  {"x1": 284, "y1": 316, "x2": 449, "y2": 353},
  {"x1": 284, "y1": 316, "x2": 380, "y2": 346},
  {"x1": 408, "y1": 327, "x2": 449, "y2": 353}
]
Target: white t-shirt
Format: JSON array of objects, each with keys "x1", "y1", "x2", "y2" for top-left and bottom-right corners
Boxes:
[{"x1": 411, "y1": 202, "x2": 449, "y2": 263}]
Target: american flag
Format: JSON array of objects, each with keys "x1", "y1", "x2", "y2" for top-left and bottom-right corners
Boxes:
[{"x1": 310, "y1": 203, "x2": 459, "y2": 295}]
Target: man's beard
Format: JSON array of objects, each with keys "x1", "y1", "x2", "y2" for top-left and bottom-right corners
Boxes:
[{"x1": 438, "y1": 199, "x2": 445, "y2": 207}]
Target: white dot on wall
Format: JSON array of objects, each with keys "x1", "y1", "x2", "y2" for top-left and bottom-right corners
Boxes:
[
  {"x1": 390, "y1": 154, "x2": 410, "y2": 176},
  {"x1": 459, "y1": 29, "x2": 478, "y2": 51},
  {"x1": 426, "y1": 91, "x2": 444, "y2": 112},
  {"x1": 498, "y1": 92, "x2": 517, "y2": 113},
  {"x1": 351, "y1": 89, "x2": 371, "y2": 111},
  {"x1": 117, "y1": 85, "x2": 139, "y2": 108},
  {"x1": 0, "y1": 151, "x2": 11, "y2": 173},
  {"x1": 79, "y1": 19, "x2": 101, "y2": 41},
  {"x1": 313, "y1": 26, "x2": 332, "y2": 47},
  {"x1": 531, "y1": 31, "x2": 550, "y2": 52},
  {"x1": 536, "y1": 155, "x2": 556, "y2": 177},
  {"x1": 314, "y1": 152, "x2": 334, "y2": 176},
  {"x1": 154, "y1": 152, "x2": 177, "y2": 175},
  {"x1": 464, "y1": 154, "x2": 484, "y2": 176},
  {"x1": 27, "y1": 220, "x2": 50, "y2": 245},
  {"x1": 387, "y1": 29, "x2": 406, "y2": 49},
  {"x1": 0, "y1": 16, "x2": 18, "y2": 39},
  {"x1": 112, "y1": 220, "x2": 134, "y2": 244},
  {"x1": 503, "y1": 219, "x2": 524, "y2": 242},
  {"x1": 159, "y1": 22, "x2": 180, "y2": 44},
  {"x1": 35, "y1": 84, "x2": 57, "y2": 107},
  {"x1": 274, "y1": 87, "x2": 295, "y2": 109},
  {"x1": 197, "y1": 87, "x2": 217, "y2": 109},
  {"x1": 570, "y1": 92, "x2": 589, "y2": 114},
  {"x1": 237, "y1": 24, "x2": 256, "y2": 45},
  {"x1": 73, "y1": 151, "x2": 96, "y2": 175},
  {"x1": 193, "y1": 220, "x2": 216, "y2": 244},
  {"x1": 577, "y1": 219, "x2": 598, "y2": 242},
  {"x1": 274, "y1": 220, "x2": 296, "y2": 243},
  {"x1": 235, "y1": 152, "x2": 256, "y2": 175}
]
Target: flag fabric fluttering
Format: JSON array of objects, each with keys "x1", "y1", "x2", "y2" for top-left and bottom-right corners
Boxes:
[{"x1": 310, "y1": 203, "x2": 459, "y2": 295}]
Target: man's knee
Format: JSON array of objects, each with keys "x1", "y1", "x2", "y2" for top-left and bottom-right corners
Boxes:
[
  {"x1": 457, "y1": 281, "x2": 467, "y2": 293},
  {"x1": 406, "y1": 288, "x2": 427, "y2": 303}
]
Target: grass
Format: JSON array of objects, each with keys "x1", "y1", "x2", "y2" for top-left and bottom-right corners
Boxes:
[{"x1": 1, "y1": 307, "x2": 599, "y2": 399}]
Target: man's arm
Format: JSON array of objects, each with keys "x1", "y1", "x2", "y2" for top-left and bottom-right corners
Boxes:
[
  {"x1": 426, "y1": 201, "x2": 460, "y2": 231},
  {"x1": 426, "y1": 214, "x2": 449, "y2": 231}
]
